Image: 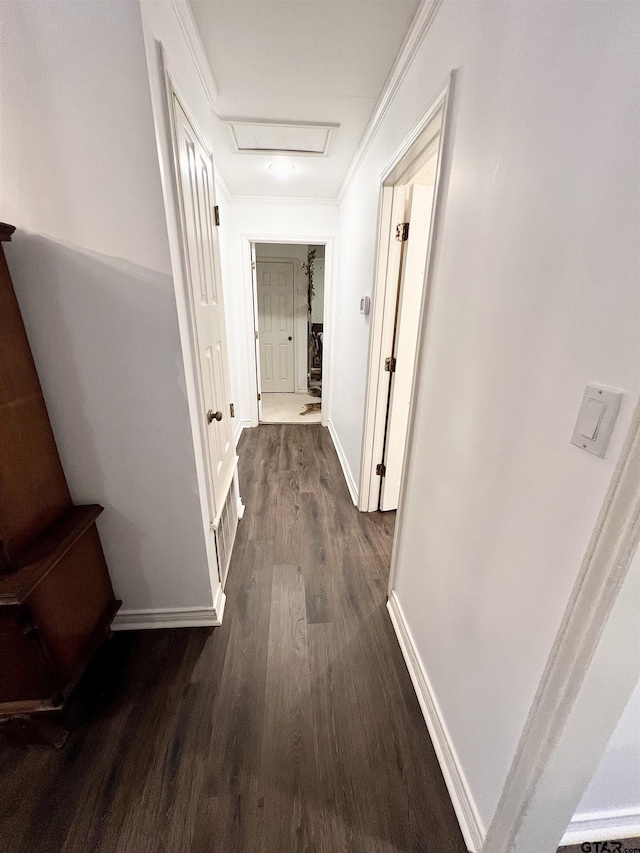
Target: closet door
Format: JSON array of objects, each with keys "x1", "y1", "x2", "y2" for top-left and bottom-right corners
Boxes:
[{"x1": 171, "y1": 95, "x2": 235, "y2": 519}]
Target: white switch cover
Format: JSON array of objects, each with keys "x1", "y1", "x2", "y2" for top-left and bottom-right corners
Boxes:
[
  {"x1": 580, "y1": 398, "x2": 605, "y2": 440},
  {"x1": 571, "y1": 385, "x2": 623, "y2": 457}
]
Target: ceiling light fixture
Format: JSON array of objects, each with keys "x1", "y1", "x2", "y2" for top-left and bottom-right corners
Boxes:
[{"x1": 269, "y1": 162, "x2": 295, "y2": 176}]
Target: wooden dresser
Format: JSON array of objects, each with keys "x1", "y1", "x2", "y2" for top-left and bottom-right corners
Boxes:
[{"x1": 0, "y1": 222, "x2": 120, "y2": 745}]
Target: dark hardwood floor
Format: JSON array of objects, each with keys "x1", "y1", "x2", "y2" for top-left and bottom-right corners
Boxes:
[
  {"x1": 0, "y1": 424, "x2": 632, "y2": 853},
  {"x1": 0, "y1": 425, "x2": 459, "y2": 851}
]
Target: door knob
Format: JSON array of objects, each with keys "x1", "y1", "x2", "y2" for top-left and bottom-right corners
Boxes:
[
  {"x1": 288, "y1": 336, "x2": 292, "y2": 341},
  {"x1": 207, "y1": 409, "x2": 223, "y2": 423}
]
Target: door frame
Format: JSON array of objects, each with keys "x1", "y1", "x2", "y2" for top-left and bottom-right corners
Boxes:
[
  {"x1": 359, "y1": 73, "x2": 454, "y2": 511},
  {"x1": 241, "y1": 234, "x2": 335, "y2": 428},
  {"x1": 144, "y1": 42, "x2": 234, "y2": 618}
]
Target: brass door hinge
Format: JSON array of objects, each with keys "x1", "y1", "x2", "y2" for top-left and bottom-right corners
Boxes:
[
  {"x1": 214, "y1": 205, "x2": 220, "y2": 226},
  {"x1": 385, "y1": 356, "x2": 396, "y2": 373},
  {"x1": 257, "y1": 393, "x2": 261, "y2": 401},
  {"x1": 395, "y1": 222, "x2": 409, "y2": 242},
  {"x1": 251, "y1": 261, "x2": 256, "y2": 270},
  {"x1": 255, "y1": 330, "x2": 259, "y2": 340},
  {"x1": 376, "y1": 463, "x2": 386, "y2": 476},
  {"x1": 230, "y1": 403, "x2": 235, "y2": 418}
]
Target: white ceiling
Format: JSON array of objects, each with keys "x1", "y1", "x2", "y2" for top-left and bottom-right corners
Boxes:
[{"x1": 189, "y1": 0, "x2": 421, "y2": 199}]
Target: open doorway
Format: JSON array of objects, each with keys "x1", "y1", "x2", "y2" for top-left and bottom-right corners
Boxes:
[
  {"x1": 360, "y1": 77, "x2": 452, "y2": 512},
  {"x1": 251, "y1": 242, "x2": 326, "y2": 424}
]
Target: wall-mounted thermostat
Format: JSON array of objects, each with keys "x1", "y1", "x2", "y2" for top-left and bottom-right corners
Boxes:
[
  {"x1": 571, "y1": 384, "x2": 623, "y2": 458},
  {"x1": 360, "y1": 296, "x2": 371, "y2": 315}
]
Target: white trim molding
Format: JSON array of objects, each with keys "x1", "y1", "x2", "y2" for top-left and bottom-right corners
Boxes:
[
  {"x1": 169, "y1": 0, "x2": 218, "y2": 105},
  {"x1": 387, "y1": 591, "x2": 486, "y2": 853},
  {"x1": 237, "y1": 496, "x2": 246, "y2": 520},
  {"x1": 112, "y1": 601, "x2": 225, "y2": 631},
  {"x1": 359, "y1": 74, "x2": 454, "y2": 513},
  {"x1": 327, "y1": 419, "x2": 359, "y2": 506},
  {"x1": 560, "y1": 809, "x2": 640, "y2": 847},
  {"x1": 337, "y1": 0, "x2": 444, "y2": 203}
]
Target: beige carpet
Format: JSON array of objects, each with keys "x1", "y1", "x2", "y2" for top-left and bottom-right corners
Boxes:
[{"x1": 260, "y1": 393, "x2": 322, "y2": 424}]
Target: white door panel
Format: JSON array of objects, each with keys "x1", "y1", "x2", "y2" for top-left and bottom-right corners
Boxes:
[
  {"x1": 381, "y1": 184, "x2": 434, "y2": 511},
  {"x1": 257, "y1": 261, "x2": 295, "y2": 393},
  {"x1": 172, "y1": 94, "x2": 235, "y2": 520}
]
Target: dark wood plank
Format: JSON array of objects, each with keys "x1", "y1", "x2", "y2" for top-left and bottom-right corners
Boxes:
[
  {"x1": 0, "y1": 505, "x2": 103, "y2": 604},
  {"x1": 0, "y1": 423, "x2": 469, "y2": 853},
  {"x1": 0, "y1": 243, "x2": 71, "y2": 564}
]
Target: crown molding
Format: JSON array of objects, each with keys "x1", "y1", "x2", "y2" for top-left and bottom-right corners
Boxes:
[
  {"x1": 337, "y1": 0, "x2": 444, "y2": 204},
  {"x1": 170, "y1": 0, "x2": 219, "y2": 105}
]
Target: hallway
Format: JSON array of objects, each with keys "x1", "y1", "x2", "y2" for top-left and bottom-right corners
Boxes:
[{"x1": 0, "y1": 424, "x2": 466, "y2": 853}]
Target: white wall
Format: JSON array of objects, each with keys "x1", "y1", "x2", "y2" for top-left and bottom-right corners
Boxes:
[
  {"x1": 333, "y1": 0, "x2": 639, "y2": 837},
  {"x1": 0, "y1": 0, "x2": 213, "y2": 611},
  {"x1": 220, "y1": 200, "x2": 338, "y2": 428},
  {"x1": 575, "y1": 682, "x2": 640, "y2": 817}
]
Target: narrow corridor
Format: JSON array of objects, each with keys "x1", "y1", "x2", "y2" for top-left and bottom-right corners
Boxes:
[{"x1": 0, "y1": 425, "x2": 466, "y2": 853}]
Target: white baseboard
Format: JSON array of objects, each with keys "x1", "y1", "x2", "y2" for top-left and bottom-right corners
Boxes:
[
  {"x1": 387, "y1": 590, "x2": 485, "y2": 853},
  {"x1": 327, "y1": 418, "x2": 358, "y2": 505},
  {"x1": 235, "y1": 418, "x2": 251, "y2": 446},
  {"x1": 560, "y1": 809, "x2": 640, "y2": 846},
  {"x1": 213, "y1": 578, "x2": 227, "y2": 622},
  {"x1": 112, "y1": 600, "x2": 224, "y2": 631}
]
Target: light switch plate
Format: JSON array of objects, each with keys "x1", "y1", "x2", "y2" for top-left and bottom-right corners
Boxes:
[{"x1": 571, "y1": 384, "x2": 623, "y2": 457}]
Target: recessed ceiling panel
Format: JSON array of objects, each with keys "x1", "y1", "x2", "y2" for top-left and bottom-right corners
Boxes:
[{"x1": 221, "y1": 119, "x2": 339, "y2": 156}]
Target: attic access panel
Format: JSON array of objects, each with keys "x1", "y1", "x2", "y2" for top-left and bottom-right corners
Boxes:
[{"x1": 220, "y1": 119, "x2": 339, "y2": 157}]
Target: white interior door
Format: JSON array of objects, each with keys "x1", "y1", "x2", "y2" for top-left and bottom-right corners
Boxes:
[
  {"x1": 257, "y1": 261, "x2": 295, "y2": 393},
  {"x1": 172, "y1": 93, "x2": 235, "y2": 518},
  {"x1": 380, "y1": 183, "x2": 434, "y2": 511}
]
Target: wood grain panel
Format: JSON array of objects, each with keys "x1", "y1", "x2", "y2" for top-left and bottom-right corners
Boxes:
[
  {"x1": 0, "y1": 608, "x2": 56, "y2": 705},
  {"x1": 28, "y1": 524, "x2": 115, "y2": 685},
  {"x1": 0, "y1": 248, "x2": 70, "y2": 563}
]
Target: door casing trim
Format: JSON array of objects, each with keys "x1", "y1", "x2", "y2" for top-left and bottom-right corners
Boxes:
[
  {"x1": 145, "y1": 39, "x2": 230, "y2": 615},
  {"x1": 241, "y1": 234, "x2": 335, "y2": 428},
  {"x1": 359, "y1": 72, "x2": 455, "y2": 513}
]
